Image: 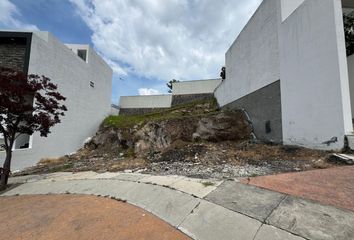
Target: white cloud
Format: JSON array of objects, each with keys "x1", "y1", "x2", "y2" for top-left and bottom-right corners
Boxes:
[
  {"x1": 102, "y1": 57, "x2": 128, "y2": 75},
  {"x1": 0, "y1": 0, "x2": 38, "y2": 30},
  {"x1": 70, "y1": 0, "x2": 261, "y2": 81},
  {"x1": 138, "y1": 88, "x2": 160, "y2": 96}
]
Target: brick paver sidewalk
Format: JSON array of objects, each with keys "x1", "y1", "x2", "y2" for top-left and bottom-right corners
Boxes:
[
  {"x1": 0, "y1": 195, "x2": 190, "y2": 240},
  {"x1": 243, "y1": 166, "x2": 354, "y2": 211}
]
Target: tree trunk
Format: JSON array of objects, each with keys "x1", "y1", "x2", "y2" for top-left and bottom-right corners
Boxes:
[{"x1": 0, "y1": 149, "x2": 12, "y2": 189}]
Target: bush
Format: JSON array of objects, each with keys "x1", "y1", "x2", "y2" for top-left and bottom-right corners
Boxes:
[{"x1": 344, "y1": 14, "x2": 354, "y2": 56}]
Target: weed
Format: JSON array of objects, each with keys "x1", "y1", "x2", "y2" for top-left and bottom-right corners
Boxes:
[
  {"x1": 201, "y1": 181, "x2": 215, "y2": 187},
  {"x1": 103, "y1": 98, "x2": 219, "y2": 129}
]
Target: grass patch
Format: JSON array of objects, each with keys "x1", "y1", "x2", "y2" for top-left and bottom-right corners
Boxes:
[
  {"x1": 104, "y1": 98, "x2": 219, "y2": 129},
  {"x1": 201, "y1": 181, "x2": 215, "y2": 187}
]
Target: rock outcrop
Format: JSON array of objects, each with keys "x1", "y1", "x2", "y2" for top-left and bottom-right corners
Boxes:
[
  {"x1": 86, "y1": 110, "x2": 251, "y2": 158},
  {"x1": 193, "y1": 111, "x2": 251, "y2": 142}
]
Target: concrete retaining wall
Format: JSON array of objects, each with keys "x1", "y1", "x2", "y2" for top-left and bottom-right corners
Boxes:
[
  {"x1": 172, "y1": 79, "x2": 222, "y2": 95},
  {"x1": 119, "y1": 95, "x2": 172, "y2": 109},
  {"x1": 119, "y1": 108, "x2": 170, "y2": 116},
  {"x1": 119, "y1": 79, "x2": 220, "y2": 115},
  {"x1": 223, "y1": 81, "x2": 282, "y2": 143},
  {"x1": 119, "y1": 95, "x2": 172, "y2": 115},
  {"x1": 215, "y1": 0, "x2": 353, "y2": 150},
  {"x1": 171, "y1": 93, "x2": 214, "y2": 106},
  {"x1": 215, "y1": 0, "x2": 280, "y2": 107},
  {"x1": 110, "y1": 105, "x2": 120, "y2": 115}
]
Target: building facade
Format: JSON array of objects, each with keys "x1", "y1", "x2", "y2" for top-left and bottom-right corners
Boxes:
[
  {"x1": 215, "y1": 0, "x2": 354, "y2": 150},
  {"x1": 0, "y1": 31, "x2": 112, "y2": 170},
  {"x1": 119, "y1": 78, "x2": 221, "y2": 115}
]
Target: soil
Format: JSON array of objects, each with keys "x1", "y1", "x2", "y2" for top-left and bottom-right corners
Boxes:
[
  {"x1": 11, "y1": 101, "x2": 347, "y2": 180},
  {"x1": 15, "y1": 140, "x2": 343, "y2": 180}
]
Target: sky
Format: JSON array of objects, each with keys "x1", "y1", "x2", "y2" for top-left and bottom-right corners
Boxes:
[{"x1": 0, "y1": 0, "x2": 262, "y2": 104}]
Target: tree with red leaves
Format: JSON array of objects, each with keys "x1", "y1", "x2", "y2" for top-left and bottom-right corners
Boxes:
[{"x1": 0, "y1": 67, "x2": 67, "y2": 189}]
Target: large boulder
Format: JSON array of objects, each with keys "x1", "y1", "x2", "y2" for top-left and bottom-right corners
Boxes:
[
  {"x1": 193, "y1": 111, "x2": 251, "y2": 142},
  {"x1": 135, "y1": 122, "x2": 171, "y2": 153},
  {"x1": 85, "y1": 110, "x2": 251, "y2": 157},
  {"x1": 134, "y1": 117, "x2": 199, "y2": 155},
  {"x1": 86, "y1": 127, "x2": 135, "y2": 150}
]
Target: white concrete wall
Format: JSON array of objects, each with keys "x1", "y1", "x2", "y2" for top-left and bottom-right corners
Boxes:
[
  {"x1": 172, "y1": 79, "x2": 222, "y2": 95},
  {"x1": 280, "y1": 0, "x2": 305, "y2": 21},
  {"x1": 215, "y1": 0, "x2": 281, "y2": 107},
  {"x1": 348, "y1": 54, "x2": 354, "y2": 116},
  {"x1": 279, "y1": 0, "x2": 352, "y2": 150},
  {"x1": 0, "y1": 31, "x2": 112, "y2": 170},
  {"x1": 65, "y1": 44, "x2": 90, "y2": 62},
  {"x1": 110, "y1": 105, "x2": 120, "y2": 115},
  {"x1": 119, "y1": 95, "x2": 172, "y2": 109}
]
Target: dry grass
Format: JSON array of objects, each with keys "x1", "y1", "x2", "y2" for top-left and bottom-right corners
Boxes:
[
  {"x1": 38, "y1": 156, "x2": 68, "y2": 166},
  {"x1": 108, "y1": 158, "x2": 147, "y2": 172},
  {"x1": 231, "y1": 143, "x2": 328, "y2": 162}
]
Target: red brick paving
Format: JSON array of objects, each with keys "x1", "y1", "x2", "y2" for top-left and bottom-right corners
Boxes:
[
  {"x1": 0, "y1": 195, "x2": 191, "y2": 240},
  {"x1": 242, "y1": 166, "x2": 354, "y2": 212}
]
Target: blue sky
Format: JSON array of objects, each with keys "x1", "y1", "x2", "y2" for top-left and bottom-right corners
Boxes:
[{"x1": 0, "y1": 0, "x2": 261, "y2": 105}]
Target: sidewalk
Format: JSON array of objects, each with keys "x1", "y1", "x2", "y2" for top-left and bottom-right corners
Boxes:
[
  {"x1": 243, "y1": 165, "x2": 354, "y2": 212},
  {"x1": 0, "y1": 194, "x2": 190, "y2": 240},
  {"x1": 1, "y1": 170, "x2": 354, "y2": 240}
]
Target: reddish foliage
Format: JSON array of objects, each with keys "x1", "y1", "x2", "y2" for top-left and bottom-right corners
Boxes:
[{"x1": 0, "y1": 67, "x2": 67, "y2": 153}]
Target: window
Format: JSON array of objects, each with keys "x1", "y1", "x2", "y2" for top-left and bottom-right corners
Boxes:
[
  {"x1": 77, "y1": 49, "x2": 87, "y2": 62},
  {"x1": 14, "y1": 134, "x2": 30, "y2": 149}
]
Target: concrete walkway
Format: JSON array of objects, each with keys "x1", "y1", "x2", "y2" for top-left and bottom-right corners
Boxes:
[{"x1": 2, "y1": 171, "x2": 354, "y2": 240}]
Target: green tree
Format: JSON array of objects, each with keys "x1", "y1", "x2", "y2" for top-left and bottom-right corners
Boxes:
[{"x1": 344, "y1": 14, "x2": 354, "y2": 56}]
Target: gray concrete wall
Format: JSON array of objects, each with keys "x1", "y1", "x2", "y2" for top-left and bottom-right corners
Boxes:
[
  {"x1": 215, "y1": 0, "x2": 281, "y2": 107},
  {"x1": 172, "y1": 79, "x2": 222, "y2": 95},
  {"x1": 0, "y1": 31, "x2": 112, "y2": 170},
  {"x1": 222, "y1": 81, "x2": 282, "y2": 143},
  {"x1": 171, "y1": 93, "x2": 214, "y2": 106}
]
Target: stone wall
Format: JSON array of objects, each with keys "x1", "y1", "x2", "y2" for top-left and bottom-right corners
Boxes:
[
  {"x1": 171, "y1": 93, "x2": 214, "y2": 106},
  {"x1": 119, "y1": 108, "x2": 170, "y2": 116},
  {"x1": 0, "y1": 42, "x2": 27, "y2": 71}
]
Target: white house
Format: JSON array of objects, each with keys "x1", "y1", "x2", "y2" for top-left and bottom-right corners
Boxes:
[
  {"x1": 215, "y1": 0, "x2": 354, "y2": 150},
  {"x1": 0, "y1": 31, "x2": 112, "y2": 170}
]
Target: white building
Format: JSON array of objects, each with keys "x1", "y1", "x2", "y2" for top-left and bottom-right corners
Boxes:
[
  {"x1": 215, "y1": 0, "x2": 354, "y2": 150},
  {"x1": 0, "y1": 31, "x2": 112, "y2": 170},
  {"x1": 119, "y1": 78, "x2": 221, "y2": 115}
]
